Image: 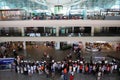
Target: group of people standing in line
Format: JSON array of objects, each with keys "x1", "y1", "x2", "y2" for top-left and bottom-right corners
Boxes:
[{"x1": 13, "y1": 53, "x2": 120, "y2": 80}]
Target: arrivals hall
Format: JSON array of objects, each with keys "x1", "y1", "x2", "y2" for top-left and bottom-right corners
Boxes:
[{"x1": 0, "y1": 0, "x2": 120, "y2": 80}]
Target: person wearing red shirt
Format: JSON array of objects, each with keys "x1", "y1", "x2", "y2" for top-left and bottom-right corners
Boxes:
[{"x1": 70, "y1": 74, "x2": 74, "y2": 80}]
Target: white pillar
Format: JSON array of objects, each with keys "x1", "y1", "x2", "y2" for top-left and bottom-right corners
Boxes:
[
  {"x1": 91, "y1": 27, "x2": 94, "y2": 36},
  {"x1": 21, "y1": 27, "x2": 25, "y2": 36},
  {"x1": 82, "y1": 41, "x2": 86, "y2": 49},
  {"x1": 55, "y1": 41, "x2": 60, "y2": 50},
  {"x1": 23, "y1": 41, "x2": 26, "y2": 50},
  {"x1": 56, "y1": 27, "x2": 59, "y2": 36}
]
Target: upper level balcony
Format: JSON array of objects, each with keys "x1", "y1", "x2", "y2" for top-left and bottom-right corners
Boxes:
[
  {"x1": 0, "y1": 14, "x2": 120, "y2": 21},
  {"x1": 0, "y1": 27, "x2": 120, "y2": 37},
  {"x1": 0, "y1": 9, "x2": 120, "y2": 21},
  {"x1": 0, "y1": 19, "x2": 120, "y2": 37}
]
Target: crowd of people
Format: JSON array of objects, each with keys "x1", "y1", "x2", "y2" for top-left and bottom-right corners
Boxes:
[
  {"x1": 0, "y1": 42, "x2": 24, "y2": 58},
  {"x1": 13, "y1": 53, "x2": 120, "y2": 80}
]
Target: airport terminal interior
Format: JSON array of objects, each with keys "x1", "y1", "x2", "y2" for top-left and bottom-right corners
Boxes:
[{"x1": 0, "y1": 0, "x2": 120, "y2": 80}]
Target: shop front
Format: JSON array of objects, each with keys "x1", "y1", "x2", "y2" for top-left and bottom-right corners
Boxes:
[{"x1": 85, "y1": 41, "x2": 116, "y2": 52}]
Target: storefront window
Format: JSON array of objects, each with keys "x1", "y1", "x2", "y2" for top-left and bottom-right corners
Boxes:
[{"x1": 94, "y1": 27, "x2": 120, "y2": 36}]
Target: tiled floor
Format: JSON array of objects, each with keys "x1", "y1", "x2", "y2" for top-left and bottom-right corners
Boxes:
[
  {"x1": 18, "y1": 45, "x2": 120, "y2": 61},
  {"x1": 0, "y1": 70, "x2": 120, "y2": 80}
]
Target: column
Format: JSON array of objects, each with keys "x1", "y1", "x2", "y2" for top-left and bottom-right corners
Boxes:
[
  {"x1": 91, "y1": 27, "x2": 94, "y2": 36},
  {"x1": 23, "y1": 41, "x2": 26, "y2": 50},
  {"x1": 21, "y1": 27, "x2": 25, "y2": 37},
  {"x1": 83, "y1": 9, "x2": 87, "y2": 20},
  {"x1": 56, "y1": 27, "x2": 59, "y2": 36},
  {"x1": 23, "y1": 41, "x2": 27, "y2": 57},
  {"x1": 0, "y1": 27, "x2": 1, "y2": 36},
  {"x1": 72, "y1": 27, "x2": 74, "y2": 33},
  {"x1": 55, "y1": 41, "x2": 60, "y2": 50},
  {"x1": 72, "y1": 27, "x2": 74, "y2": 36},
  {"x1": 82, "y1": 41, "x2": 86, "y2": 49}
]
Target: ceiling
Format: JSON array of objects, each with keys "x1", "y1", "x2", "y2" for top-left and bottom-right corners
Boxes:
[
  {"x1": 45, "y1": 0, "x2": 78, "y2": 5},
  {"x1": 0, "y1": 0, "x2": 119, "y2": 13}
]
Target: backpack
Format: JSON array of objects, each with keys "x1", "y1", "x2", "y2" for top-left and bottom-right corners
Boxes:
[
  {"x1": 107, "y1": 66, "x2": 110, "y2": 71},
  {"x1": 85, "y1": 66, "x2": 88, "y2": 72},
  {"x1": 63, "y1": 68, "x2": 67, "y2": 74}
]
